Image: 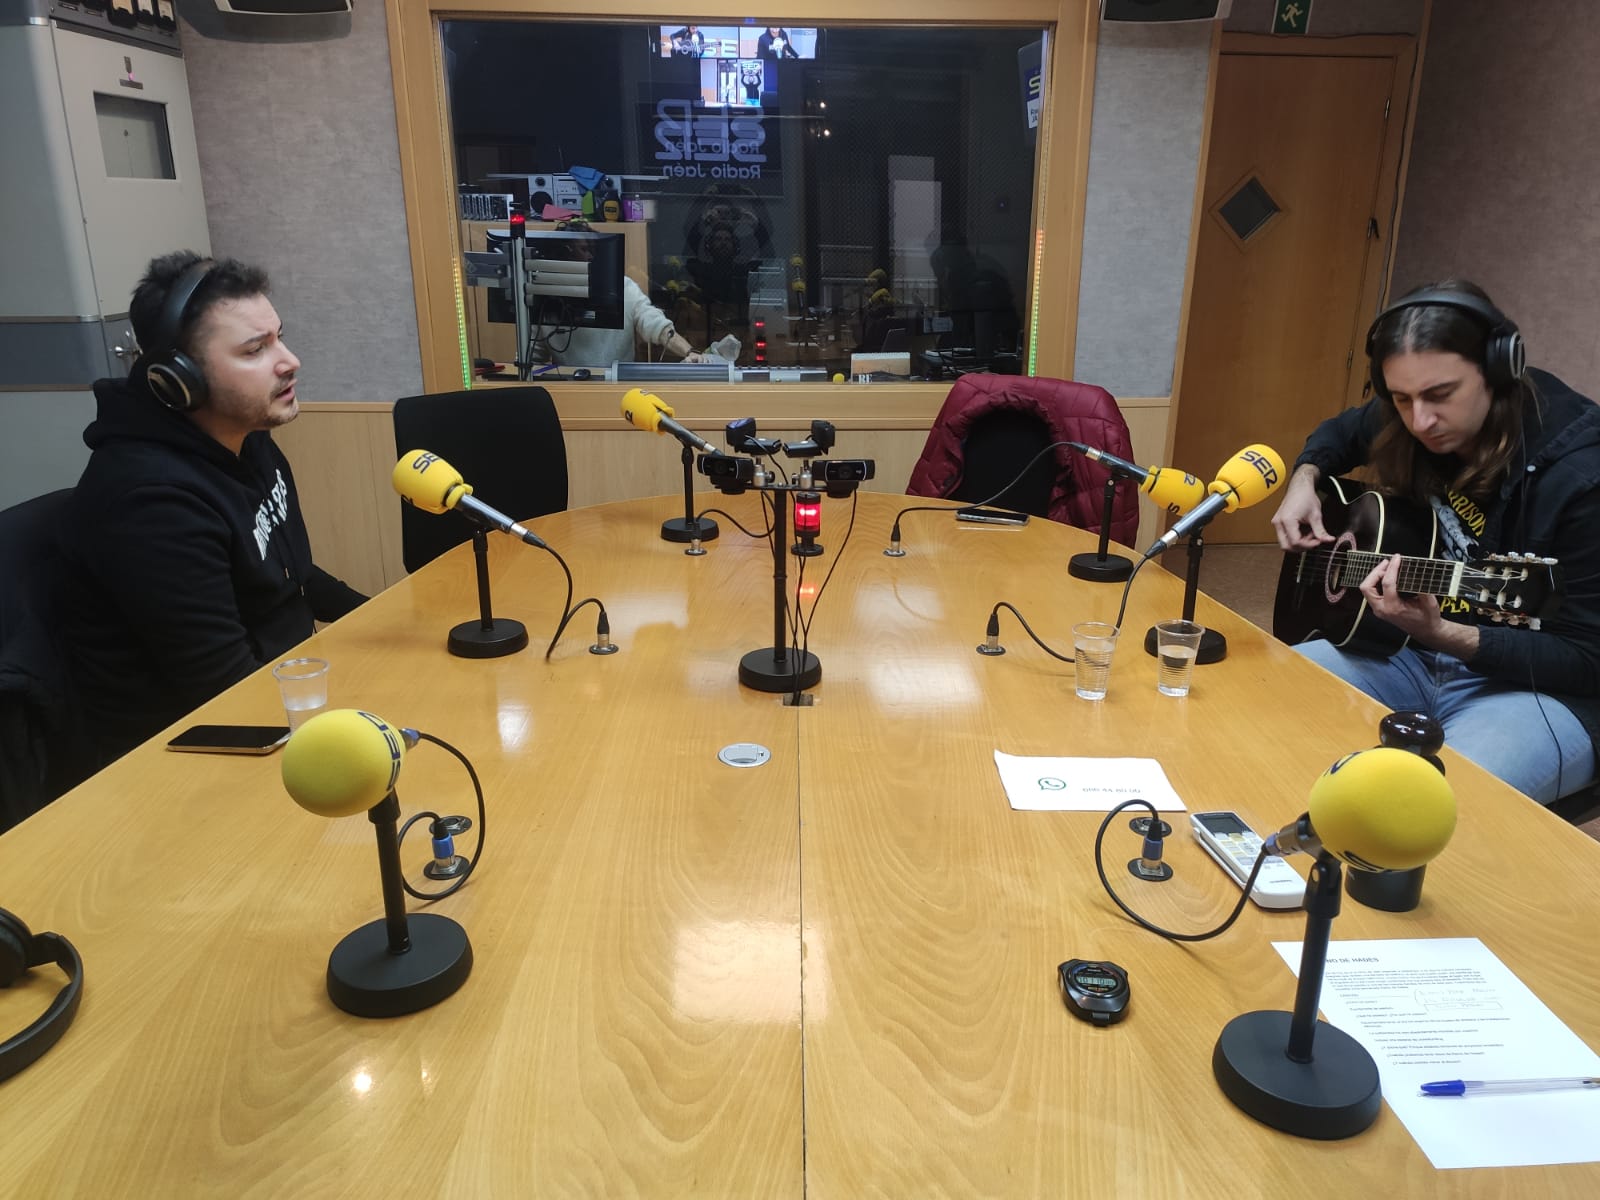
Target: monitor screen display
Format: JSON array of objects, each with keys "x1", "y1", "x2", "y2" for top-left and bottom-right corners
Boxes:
[
  {"x1": 699, "y1": 59, "x2": 770, "y2": 107},
  {"x1": 739, "y1": 27, "x2": 817, "y2": 60},
  {"x1": 485, "y1": 228, "x2": 626, "y2": 331},
  {"x1": 658, "y1": 25, "x2": 741, "y2": 58}
]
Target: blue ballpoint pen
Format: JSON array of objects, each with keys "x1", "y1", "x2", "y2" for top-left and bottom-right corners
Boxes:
[{"x1": 1420, "y1": 1076, "x2": 1600, "y2": 1097}]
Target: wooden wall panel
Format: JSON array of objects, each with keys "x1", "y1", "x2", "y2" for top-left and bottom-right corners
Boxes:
[{"x1": 276, "y1": 395, "x2": 1169, "y2": 597}]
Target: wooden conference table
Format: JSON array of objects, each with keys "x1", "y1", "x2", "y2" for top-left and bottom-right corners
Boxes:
[{"x1": 2, "y1": 492, "x2": 1598, "y2": 1197}]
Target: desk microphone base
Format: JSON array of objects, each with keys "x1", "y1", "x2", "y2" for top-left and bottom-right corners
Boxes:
[
  {"x1": 327, "y1": 912, "x2": 474, "y2": 1019},
  {"x1": 739, "y1": 647, "x2": 821, "y2": 693},
  {"x1": 1213, "y1": 1010, "x2": 1381, "y2": 1139},
  {"x1": 661, "y1": 516, "x2": 720, "y2": 543},
  {"x1": 449, "y1": 618, "x2": 529, "y2": 658},
  {"x1": 1143, "y1": 624, "x2": 1227, "y2": 664},
  {"x1": 1068, "y1": 551, "x2": 1133, "y2": 582}
]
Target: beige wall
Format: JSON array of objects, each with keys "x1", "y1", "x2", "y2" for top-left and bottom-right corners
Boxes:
[{"x1": 1391, "y1": 1, "x2": 1600, "y2": 396}]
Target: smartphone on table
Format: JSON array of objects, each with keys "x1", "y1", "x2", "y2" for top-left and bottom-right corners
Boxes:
[
  {"x1": 955, "y1": 506, "x2": 1030, "y2": 526},
  {"x1": 165, "y1": 724, "x2": 292, "y2": 755}
]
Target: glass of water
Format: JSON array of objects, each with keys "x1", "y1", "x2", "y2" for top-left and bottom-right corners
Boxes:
[
  {"x1": 1071, "y1": 622, "x2": 1120, "y2": 700},
  {"x1": 273, "y1": 657, "x2": 330, "y2": 730},
  {"x1": 1155, "y1": 620, "x2": 1205, "y2": 697}
]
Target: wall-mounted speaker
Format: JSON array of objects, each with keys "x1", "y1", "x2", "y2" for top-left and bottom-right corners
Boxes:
[
  {"x1": 1102, "y1": 0, "x2": 1224, "y2": 21},
  {"x1": 212, "y1": 1, "x2": 353, "y2": 14}
]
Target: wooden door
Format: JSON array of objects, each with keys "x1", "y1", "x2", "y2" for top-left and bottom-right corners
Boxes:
[{"x1": 1172, "y1": 40, "x2": 1412, "y2": 544}]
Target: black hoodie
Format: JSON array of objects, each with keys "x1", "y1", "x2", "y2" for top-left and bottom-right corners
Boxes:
[
  {"x1": 55, "y1": 377, "x2": 366, "y2": 767},
  {"x1": 1295, "y1": 367, "x2": 1600, "y2": 758}
]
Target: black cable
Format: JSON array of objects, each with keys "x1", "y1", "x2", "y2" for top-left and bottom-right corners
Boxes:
[
  {"x1": 544, "y1": 596, "x2": 606, "y2": 659},
  {"x1": 1526, "y1": 658, "x2": 1567, "y2": 803},
  {"x1": 395, "y1": 731, "x2": 487, "y2": 902},
  {"x1": 1112, "y1": 554, "x2": 1156, "y2": 631},
  {"x1": 789, "y1": 550, "x2": 809, "y2": 705},
  {"x1": 888, "y1": 503, "x2": 967, "y2": 533},
  {"x1": 697, "y1": 506, "x2": 771, "y2": 538},
  {"x1": 532, "y1": 540, "x2": 607, "y2": 659},
  {"x1": 1094, "y1": 799, "x2": 1263, "y2": 941},
  {"x1": 961, "y1": 440, "x2": 1077, "y2": 511},
  {"x1": 799, "y1": 490, "x2": 859, "y2": 641},
  {"x1": 792, "y1": 491, "x2": 861, "y2": 704},
  {"x1": 987, "y1": 601, "x2": 1075, "y2": 663},
  {"x1": 887, "y1": 440, "x2": 1080, "y2": 538}
]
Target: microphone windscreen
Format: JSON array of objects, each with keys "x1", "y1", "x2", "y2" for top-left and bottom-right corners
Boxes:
[
  {"x1": 392, "y1": 450, "x2": 468, "y2": 514},
  {"x1": 282, "y1": 709, "x2": 407, "y2": 819},
  {"x1": 1307, "y1": 747, "x2": 1456, "y2": 871},
  {"x1": 1209, "y1": 444, "x2": 1286, "y2": 512},
  {"x1": 1141, "y1": 467, "x2": 1207, "y2": 514},
  {"x1": 620, "y1": 388, "x2": 669, "y2": 433}
]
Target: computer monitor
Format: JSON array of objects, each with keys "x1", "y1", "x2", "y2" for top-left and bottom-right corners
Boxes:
[{"x1": 485, "y1": 228, "x2": 626, "y2": 331}]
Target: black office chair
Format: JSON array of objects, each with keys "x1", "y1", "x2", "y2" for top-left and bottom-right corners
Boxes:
[
  {"x1": 950, "y1": 408, "x2": 1058, "y2": 517},
  {"x1": 392, "y1": 387, "x2": 568, "y2": 574},
  {"x1": 0, "y1": 489, "x2": 85, "y2": 832},
  {"x1": 1550, "y1": 784, "x2": 1600, "y2": 826}
]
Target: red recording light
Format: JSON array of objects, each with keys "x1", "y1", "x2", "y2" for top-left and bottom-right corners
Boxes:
[
  {"x1": 792, "y1": 490, "x2": 823, "y2": 556},
  {"x1": 509, "y1": 212, "x2": 526, "y2": 233}
]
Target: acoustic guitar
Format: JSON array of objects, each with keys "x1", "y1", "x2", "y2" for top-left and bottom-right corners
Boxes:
[{"x1": 1272, "y1": 477, "x2": 1563, "y2": 656}]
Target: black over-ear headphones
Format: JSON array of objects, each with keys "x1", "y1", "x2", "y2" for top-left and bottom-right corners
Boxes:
[
  {"x1": 1365, "y1": 288, "x2": 1527, "y2": 398},
  {"x1": 0, "y1": 907, "x2": 83, "y2": 1083},
  {"x1": 139, "y1": 259, "x2": 215, "y2": 413}
]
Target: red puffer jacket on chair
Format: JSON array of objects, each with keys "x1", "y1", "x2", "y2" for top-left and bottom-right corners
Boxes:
[{"x1": 906, "y1": 374, "x2": 1140, "y2": 545}]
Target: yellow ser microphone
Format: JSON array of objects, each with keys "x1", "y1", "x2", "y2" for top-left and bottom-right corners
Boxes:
[
  {"x1": 1141, "y1": 467, "x2": 1208, "y2": 515},
  {"x1": 1265, "y1": 747, "x2": 1457, "y2": 872},
  {"x1": 620, "y1": 388, "x2": 719, "y2": 453},
  {"x1": 1066, "y1": 442, "x2": 1208, "y2": 514},
  {"x1": 282, "y1": 709, "x2": 475, "y2": 1018},
  {"x1": 1141, "y1": 443, "x2": 1287, "y2": 559},
  {"x1": 392, "y1": 450, "x2": 547, "y2": 548},
  {"x1": 282, "y1": 709, "x2": 416, "y2": 819}
]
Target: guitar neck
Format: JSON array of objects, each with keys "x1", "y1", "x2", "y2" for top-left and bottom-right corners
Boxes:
[{"x1": 1337, "y1": 550, "x2": 1462, "y2": 597}]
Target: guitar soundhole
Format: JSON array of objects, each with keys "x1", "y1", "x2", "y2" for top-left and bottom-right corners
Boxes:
[{"x1": 1323, "y1": 531, "x2": 1359, "y2": 606}]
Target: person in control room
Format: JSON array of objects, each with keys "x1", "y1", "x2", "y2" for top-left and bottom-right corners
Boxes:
[
  {"x1": 1270, "y1": 279, "x2": 1600, "y2": 805},
  {"x1": 533, "y1": 271, "x2": 708, "y2": 369},
  {"x1": 55, "y1": 250, "x2": 367, "y2": 770}
]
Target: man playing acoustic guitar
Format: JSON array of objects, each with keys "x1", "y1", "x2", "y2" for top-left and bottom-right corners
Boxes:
[{"x1": 1272, "y1": 281, "x2": 1600, "y2": 805}]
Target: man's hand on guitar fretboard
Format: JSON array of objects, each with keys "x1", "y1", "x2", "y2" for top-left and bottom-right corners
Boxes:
[{"x1": 1272, "y1": 477, "x2": 1563, "y2": 656}]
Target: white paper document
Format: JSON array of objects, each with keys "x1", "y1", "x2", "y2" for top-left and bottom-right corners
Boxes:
[
  {"x1": 992, "y1": 751, "x2": 1186, "y2": 812},
  {"x1": 1272, "y1": 937, "x2": 1600, "y2": 1169}
]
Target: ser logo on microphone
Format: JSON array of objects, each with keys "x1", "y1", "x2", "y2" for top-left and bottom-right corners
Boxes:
[
  {"x1": 411, "y1": 452, "x2": 441, "y2": 473},
  {"x1": 1241, "y1": 448, "x2": 1280, "y2": 488}
]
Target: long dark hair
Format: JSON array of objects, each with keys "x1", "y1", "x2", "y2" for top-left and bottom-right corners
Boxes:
[{"x1": 1366, "y1": 279, "x2": 1535, "y2": 503}]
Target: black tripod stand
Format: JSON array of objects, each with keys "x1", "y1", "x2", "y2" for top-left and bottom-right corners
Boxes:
[
  {"x1": 738, "y1": 486, "x2": 821, "y2": 693},
  {"x1": 1142, "y1": 529, "x2": 1227, "y2": 664},
  {"x1": 1069, "y1": 471, "x2": 1134, "y2": 582},
  {"x1": 660, "y1": 443, "x2": 720, "y2": 544}
]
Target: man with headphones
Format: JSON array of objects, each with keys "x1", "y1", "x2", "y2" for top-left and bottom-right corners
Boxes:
[
  {"x1": 1272, "y1": 279, "x2": 1600, "y2": 805},
  {"x1": 54, "y1": 251, "x2": 367, "y2": 769}
]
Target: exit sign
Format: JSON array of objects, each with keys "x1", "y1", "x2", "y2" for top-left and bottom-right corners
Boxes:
[{"x1": 1273, "y1": 0, "x2": 1312, "y2": 35}]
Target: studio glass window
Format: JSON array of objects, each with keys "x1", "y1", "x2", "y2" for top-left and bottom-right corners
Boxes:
[{"x1": 442, "y1": 20, "x2": 1048, "y2": 384}]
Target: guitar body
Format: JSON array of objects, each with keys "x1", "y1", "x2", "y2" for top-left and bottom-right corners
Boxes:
[{"x1": 1273, "y1": 478, "x2": 1439, "y2": 655}]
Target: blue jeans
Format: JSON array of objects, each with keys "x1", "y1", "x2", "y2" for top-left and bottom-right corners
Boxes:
[{"x1": 1294, "y1": 640, "x2": 1596, "y2": 805}]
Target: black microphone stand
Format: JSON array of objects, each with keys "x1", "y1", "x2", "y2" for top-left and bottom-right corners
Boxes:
[
  {"x1": 447, "y1": 527, "x2": 529, "y2": 658},
  {"x1": 325, "y1": 789, "x2": 474, "y2": 1018},
  {"x1": 1212, "y1": 852, "x2": 1382, "y2": 1139},
  {"x1": 1068, "y1": 470, "x2": 1133, "y2": 582},
  {"x1": 660, "y1": 443, "x2": 720, "y2": 544},
  {"x1": 1142, "y1": 529, "x2": 1227, "y2": 663},
  {"x1": 739, "y1": 486, "x2": 821, "y2": 693}
]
